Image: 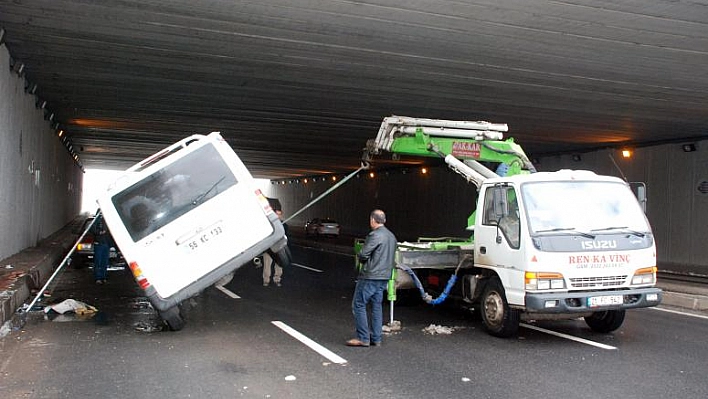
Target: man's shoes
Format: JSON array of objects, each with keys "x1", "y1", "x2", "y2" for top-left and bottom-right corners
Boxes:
[
  {"x1": 371, "y1": 342, "x2": 382, "y2": 347},
  {"x1": 345, "y1": 339, "x2": 370, "y2": 347},
  {"x1": 95, "y1": 280, "x2": 103, "y2": 285},
  {"x1": 275, "y1": 282, "x2": 281, "y2": 287},
  {"x1": 263, "y1": 283, "x2": 269, "y2": 287}
]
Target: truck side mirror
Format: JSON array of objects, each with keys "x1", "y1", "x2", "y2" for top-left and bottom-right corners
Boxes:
[
  {"x1": 630, "y1": 182, "x2": 647, "y2": 213},
  {"x1": 492, "y1": 185, "x2": 509, "y2": 219}
]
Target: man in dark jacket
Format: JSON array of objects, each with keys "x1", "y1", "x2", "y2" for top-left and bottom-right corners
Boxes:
[
  {"x1": 347, "y1": 209, "x2": 397, "y2": 347},
  {"x1": 91, "y1": 214, "x2": 113, "y2": 284}
]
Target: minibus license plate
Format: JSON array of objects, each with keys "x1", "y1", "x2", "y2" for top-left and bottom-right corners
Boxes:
[{"x1": 185, "y1": 224, "x2": 224, "y2": 251}]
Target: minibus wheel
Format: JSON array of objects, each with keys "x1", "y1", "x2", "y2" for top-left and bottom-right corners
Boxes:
[{"x1": 160, "y1": 306, "x2": 185, "y2": 331}]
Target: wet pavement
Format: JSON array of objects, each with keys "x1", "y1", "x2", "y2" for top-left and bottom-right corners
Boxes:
[
  {"x1": 2, "y1": 237, "x2": 708, "y2": 399},
  {"x1": 2, "y1": 219, "x2": 708, "y2": 334}
]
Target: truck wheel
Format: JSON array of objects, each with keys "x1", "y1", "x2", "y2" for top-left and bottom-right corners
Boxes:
[
  {"x1": 160, "y1": 306, "x2": 185, "y2": 331},
  {"x1": 584, "y1": 310, "x2": 625, "y2": 333},
  {"x1": 480, "y1": 277, "x2": 520, "y2": 338}
]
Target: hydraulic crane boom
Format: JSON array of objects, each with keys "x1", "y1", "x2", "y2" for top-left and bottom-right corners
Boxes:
[{"x1": 363, "y1": 116, "x2": 536, "y2": 188}]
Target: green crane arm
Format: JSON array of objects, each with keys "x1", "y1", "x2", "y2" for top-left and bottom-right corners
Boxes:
[
  {"x1": 363, "y1": 116, "x2": 536, "y2": 233},
  {"x1": 364, "y1": 116, "x2": 536, "y2": 183}
]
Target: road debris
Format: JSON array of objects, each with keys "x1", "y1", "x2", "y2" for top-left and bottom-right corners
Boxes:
[
  {"x1": 134, "y1": 322, "x2": 163, "y2": 332},
  {"x1": 383, "y1": 320, "x2": 401, "y2": 334},
  {"x1": 422, "y1": 324, "x2": 465, "y2": 335}
]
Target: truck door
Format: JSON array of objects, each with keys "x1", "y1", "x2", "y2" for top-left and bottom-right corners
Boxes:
[{"x1": 474, "y1": 184, "x2": 525, "y2": 305}]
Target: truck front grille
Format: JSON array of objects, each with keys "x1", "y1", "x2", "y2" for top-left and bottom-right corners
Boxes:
[{"x1": 569, "y1": 275, "x2": 627, "y2": 288}]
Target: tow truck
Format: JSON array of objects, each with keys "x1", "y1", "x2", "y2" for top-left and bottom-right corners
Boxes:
[{"x1": 362, "y1": 116, "x2": 662, "y2": 337}]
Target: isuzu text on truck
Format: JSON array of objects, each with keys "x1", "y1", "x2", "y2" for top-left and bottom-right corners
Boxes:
[{"x1": 362, "y1": 116, "x2": 662, "y2": 337}]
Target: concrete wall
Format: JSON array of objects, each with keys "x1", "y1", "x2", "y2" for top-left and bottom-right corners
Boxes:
[
  {"x1": 0, "y1": 44, "x2": 83, "y2": 261},
  {"x1": 265, "y1": 140, "x2": 708, "y2": 276}
]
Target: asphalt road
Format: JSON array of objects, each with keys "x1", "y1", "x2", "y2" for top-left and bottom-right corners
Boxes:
[{"x1": 1, "y1": 240, "x2": 707, "y2": 399}]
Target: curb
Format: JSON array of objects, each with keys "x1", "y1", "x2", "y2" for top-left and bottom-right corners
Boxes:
[
  {"x1": 0, "y1": 225, "x2": 78, "y2": 327},
  {"x1": 660, "y1": 291, "x2": 708, "y2": 312}
]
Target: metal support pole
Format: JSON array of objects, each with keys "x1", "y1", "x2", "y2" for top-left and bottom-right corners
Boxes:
[
  {"x1": 284, "y1": 163, "x2": 368, "y2": 224},
  {"x1": 23, "y1": 211, "x2": 100, "y2": 313},
  {"x1": 389, "y1": 299, "x2": 394, "y2": 325}
]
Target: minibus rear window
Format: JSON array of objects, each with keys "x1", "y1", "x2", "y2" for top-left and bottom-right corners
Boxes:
[{"x1": 112, "y1": 143, "x2": 238, "y2": 242}]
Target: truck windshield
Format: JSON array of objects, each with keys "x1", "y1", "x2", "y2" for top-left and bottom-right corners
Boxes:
[
  {"x1": 521, "y1": 181, "x2": 650, "y2": 235},
  {"x1": 111, "y1": 143, "x2": 238, "y2": 242}
]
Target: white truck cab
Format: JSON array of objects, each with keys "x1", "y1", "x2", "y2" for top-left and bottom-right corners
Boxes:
[
  {"x1": 473, "y1": 170, "x2": 661, "y2": 335},
  {"x1": 97, "y1": 132, "x2": 289, "y2": 330}
]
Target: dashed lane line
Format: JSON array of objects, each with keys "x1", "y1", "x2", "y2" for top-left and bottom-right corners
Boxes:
[
  {"x1": 272, "y1": 321, "x2": 347, "y2": 364},
  {"x1": 214, "y1": 284, "x2": 241, "y2": 299},
  {"x1": 651, "y1": 306, "x2": 708, "y2": 320},
  {"x1": 520, "y1": 323, "x2": 618, "y2": 350},
  {"x1": 292, "y1": 263, "x2": 323, "y2": 273}
]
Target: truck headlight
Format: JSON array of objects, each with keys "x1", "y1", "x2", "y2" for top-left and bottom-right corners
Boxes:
[
  {"x1": 631, "y1": 266, "x2": 657, "y2": 285},
  {"x1": 526, "y1": 272, "x2": 565, "y2": 290}
]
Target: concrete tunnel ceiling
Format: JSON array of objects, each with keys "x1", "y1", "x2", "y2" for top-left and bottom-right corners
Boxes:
[{"x1": 1, "y1": 0, "x2": 707, "y2": 179}]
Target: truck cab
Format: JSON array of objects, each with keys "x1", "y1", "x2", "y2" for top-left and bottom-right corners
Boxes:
[{"x1": 474, "y1": 170, "x2": 661, "y2": 336}]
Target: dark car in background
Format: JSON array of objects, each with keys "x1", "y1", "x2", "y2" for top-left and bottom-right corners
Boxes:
[
  {"x1": 304, "y1": 218, "x2": 341, "y2": 237},
  {"x1": 70, "y1": 216, "x2": 120, "y2": 268}
]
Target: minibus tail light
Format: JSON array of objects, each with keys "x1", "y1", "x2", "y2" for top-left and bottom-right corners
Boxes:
[{"x1": 129, "y1": 261, "x2": 151, "y2": 289}]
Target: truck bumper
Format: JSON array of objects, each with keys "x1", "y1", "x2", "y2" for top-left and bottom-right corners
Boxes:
[{"x1": 524, "y1": 287, "x2": 662, "y2": 314}]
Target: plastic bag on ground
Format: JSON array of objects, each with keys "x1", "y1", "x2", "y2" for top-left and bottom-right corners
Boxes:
[{"x1": 44, "y1": 299, "x2": 98, "y2": 315}]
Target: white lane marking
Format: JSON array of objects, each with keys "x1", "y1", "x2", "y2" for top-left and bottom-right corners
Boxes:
[
  {"x1": 651, "y1": 306, "x2": 708, "y2": 320},
  {"x1": 271, "y1": 321, "x2": 347, "y2": 364},
  {"x1": 520, "y1": 323, "x2": 617, "y2": 350},
  {"x1": 214, "y1": 284, "x2": 241, "y2": 299},
  {"x1": 292, "y1": 263, "x2": 323, "y2": 273}
]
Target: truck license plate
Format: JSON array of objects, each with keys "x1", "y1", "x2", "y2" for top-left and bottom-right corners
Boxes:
[{"x1": 588, "y1": 295, "x2": 623, "y2": 307}]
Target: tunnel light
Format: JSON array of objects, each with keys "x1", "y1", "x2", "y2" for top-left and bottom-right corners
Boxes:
[
  {"x1": 58, "y1": 130, "x2": 64, "y2": 137},
  {"x1": 369, "y1": 172, "x2": 375, "y2": 178},
  {"x1": 682, "y1": 143, "x2": 696, "y2": 152},
  {"x1": 331, "y1": 175, "x2": 337, "y2": 181},
  {"x1": 421, "y1": 167, "x2": 428, "y2": 174},
  {"x1": 25, "y1": 82, "x2": 37, "y2": 94},
  {"x1": 621, "y1": 149, "x2": 632, "y2": 158},
  {"x1": 12, "y1": 60, "x2": 25, "y2": 76},
  {"x1": 303, "y1": 178, "x2": 308, "y2": 184}
]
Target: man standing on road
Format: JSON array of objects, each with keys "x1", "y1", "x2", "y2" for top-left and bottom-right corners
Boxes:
[
  {"x1": 91, "y1": 214, "x2": 113, "y2": 284},
  {"x1": 263, "y1": 198, "x2": 288, "y2": 287},
  {"x1": 347, "y1": 209, "x2": 397, "y2": 347}
]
